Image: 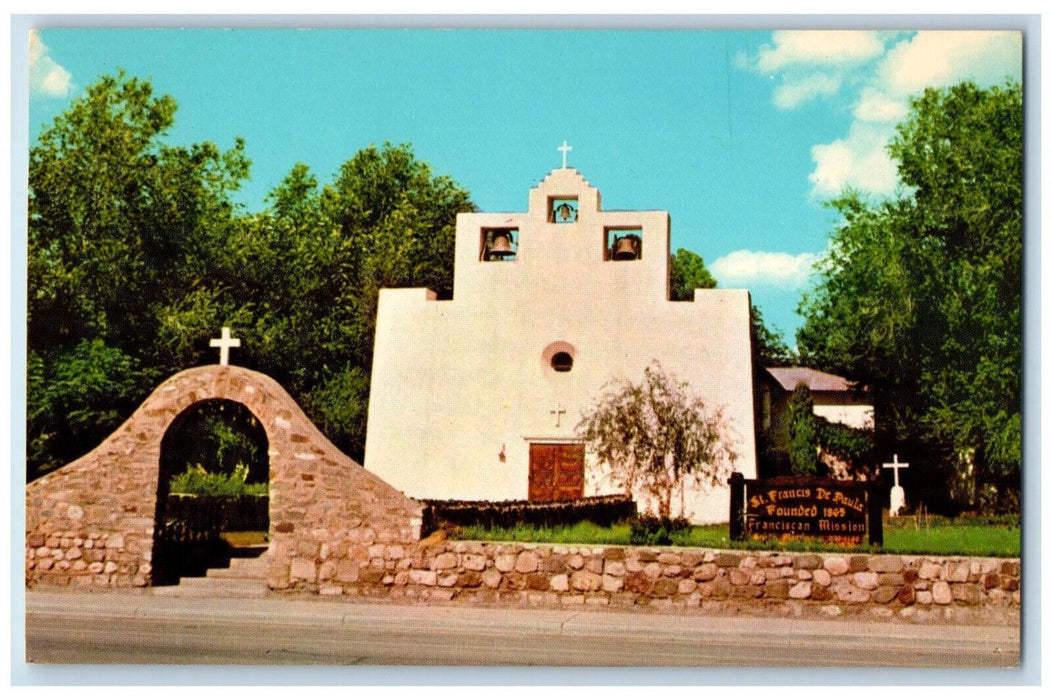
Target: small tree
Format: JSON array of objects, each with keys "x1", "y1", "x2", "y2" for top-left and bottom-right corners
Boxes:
[
  {"x1": 787, "y1": 383, "x2": 821, "y2": 476},
  {"x1": 577, "y1": 361, "x2": 738, "y2": 519}
]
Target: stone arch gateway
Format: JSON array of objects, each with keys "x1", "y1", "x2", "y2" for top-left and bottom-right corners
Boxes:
[{"x1": 25, "y1": 365, "x2": 425, "y2": 590}]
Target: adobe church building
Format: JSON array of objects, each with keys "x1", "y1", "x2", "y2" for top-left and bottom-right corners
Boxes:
[{"x1": 364, "y1": 166, "x2": 757, "y2": 523}]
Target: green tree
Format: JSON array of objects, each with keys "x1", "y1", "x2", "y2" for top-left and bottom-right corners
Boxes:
[
  {"x1": 28, "y1": 72, "x2": 249, "y2": 476},
  {"x1": 797, "y1": 81, "x2": 1022, "y2": 512},
  {"x1": 786, "y1": 383, "x2": 821, "y2": 476},
  {"x1": 577, "y1": 361, "x2": 738, "y2": 519},
  {"x1": 669, "y1": 247, "x2": 716, "y2": 300}
]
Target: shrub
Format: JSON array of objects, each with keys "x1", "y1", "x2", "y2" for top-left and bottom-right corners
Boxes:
[
  {"x1": 628, "y1": 515, "x2": 691, "y2": 546},
  {"x1": 168, "y1": 463, "x2": 268, "y2": 497}
]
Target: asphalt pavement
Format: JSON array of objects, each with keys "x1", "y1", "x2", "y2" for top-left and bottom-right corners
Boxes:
[{"x1": 19, "y1": 587, "x2": 1021, "y2": 679}]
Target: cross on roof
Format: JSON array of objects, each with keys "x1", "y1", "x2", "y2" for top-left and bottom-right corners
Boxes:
[
  {"x1": 210, "y1": 326, "x2": 241, "y2": 366},
  {"x1": 882, "y1": 453, "x2": 909, "y2": 487},
  {"x1": 558, "y1": 140, "x2": 572, "y2": 169}
]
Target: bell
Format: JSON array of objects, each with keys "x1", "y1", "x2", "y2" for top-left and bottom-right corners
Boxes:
[
  {"x1": 612, "y1": 235, "x2": 640, "y2": 260},
  {"x1": 487, "y1": 231, "x2": 515, "y2": 259}
]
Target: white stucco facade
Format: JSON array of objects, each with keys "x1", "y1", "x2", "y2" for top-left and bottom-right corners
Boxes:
[{"x1": 364, "y1": 168, "x2": 757, "y2": 523}]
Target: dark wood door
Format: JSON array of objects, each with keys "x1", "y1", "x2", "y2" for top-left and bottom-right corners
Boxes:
[{"x1": 528, "y1": 443, "x2": 584, "y2": 502}]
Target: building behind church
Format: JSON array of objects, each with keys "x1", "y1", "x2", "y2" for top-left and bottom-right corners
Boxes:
[{"x1": 364, "y1": 167, "x2": 757, "y2": 523}]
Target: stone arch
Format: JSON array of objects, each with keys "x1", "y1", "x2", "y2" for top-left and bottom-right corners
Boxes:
[{"x1": 26, "y1": 365, "x2": 425, "y2": 591}]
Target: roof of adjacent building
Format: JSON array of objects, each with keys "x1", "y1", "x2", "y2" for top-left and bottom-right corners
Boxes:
[{"x1": 763, "y1": 367, "x2": 860, "y2": 393}]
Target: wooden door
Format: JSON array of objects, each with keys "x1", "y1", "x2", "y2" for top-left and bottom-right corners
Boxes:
[{"x1": 528, "y1": 443, "x2": 584, "y2": 502}]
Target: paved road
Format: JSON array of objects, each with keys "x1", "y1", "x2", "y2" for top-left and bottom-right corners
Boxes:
[{"x1": 23, "y1": 590, "x2": 1019, "y2": 668}]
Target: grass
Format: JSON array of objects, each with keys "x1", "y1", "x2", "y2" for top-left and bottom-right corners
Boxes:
[{"x1": 449, "y1": 514, "x2": 1020, "y2": 558}]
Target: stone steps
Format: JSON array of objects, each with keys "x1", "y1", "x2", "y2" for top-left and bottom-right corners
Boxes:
[{"x1": 154, "y1": 550, "x2": 270, "y2": 598}]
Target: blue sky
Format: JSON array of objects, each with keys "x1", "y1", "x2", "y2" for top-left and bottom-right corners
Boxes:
[{"x1": 27, "y1": 27, "x2": 1022, "y2": 343}]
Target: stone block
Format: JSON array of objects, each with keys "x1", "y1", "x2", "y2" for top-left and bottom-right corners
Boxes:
[
  {"x1": 290, "y1": 558, "x2": 317, "y2": 582},
  {"x1": 516, "y1": 551, "x2": 541, "y2": 573},
  {"x1": 624, "y1": 572, "x2": 651, "y2": 595},
  {"x1": 602, "y1": 574, "x2": 624, "y2": 593},
  {"x1": 952, "y1": 584, "x2": 981, "y2": 605},
  {"x1": 897, "y1": 585, "x2": 916, "y2": 606},
  {"x1": 482, "y1": 570, "x2": 503, "y2": 589},
  {"x1": 750, "y1": 570, "x2": 766, "y2": 586},
  {"x1": 526, "y1": 573, "x2": 549, "y2": 591},
  {"x1": 835, "y1": 584, "x2": 870, "y2": 604},
  {"x1": 603, "y1": 547, "x2": 625, "y2": 561},
  {"x1": 793, "y1": 554, "x2": 823, "y2": 570},
  {"x1": 932, "y1": 581, "x2": 953, "y2": 605},
  {"x1": 789, "y1": 581, "x2": 812, "y2": 600},
  {"x1": 766, "y1": 580, "x2": 790, "y2": 599},
  {"x1": 810, "y1": 585, "x2": 834, "y2": 602},
  {"x1": 494, "y1": 554, "x2": 517, "y2": 573},
  {"x1": 812, "y1": 569, "x2": 831, "y2": 587},
  {"x1": 678, "y1": 578, "x2": 698, "y2": 595},
  {"x1": 336, "y1": 560, "x2": 359, "y2": 583},
  {"x1": 437, "y1": 573, "x2": 458, "y2": 587},
  {"x1": 853, "y1": 572, "x2": 880, "y2": 590},
  {"x1": 946, "y1": 562, "x2": 970, "y2": 583},
  {"x1": 916, "y1": 590, "x2": 933, "y2": 605},
  {"x1": 796, "y1": 569, "x2": 812, "y2": 581},
  {"x1": 872, "y1": 586, "x2": 899, "y2": 605},
  {"x1": 462, "y1": 555, "x2": 486, "y2": 572},
  {"x1": 848, "y1": 555, "x2": 869, "y2": 572},
  {"x1": 458, "y1": 571, "x2": 482, "y2": 588},
  {"x1": 604, "y1": 560, "x2": 626, "y2": 577},
  {"x1": 432, "y1": 552, "x2": 458, "y2": 570},
  {"x1": 550, "y1": 573, "x2": 569, "y2": 592},
  {"x1": 657, "y1": 552, "x2": 681, "y2": 565},
  {"x1": 409, "y1": 569, "x2": 438, "y2": 586},
  {"x1": 714, "y1": 553, "x2": 741, "y2": 567},
  {"x1": 643, "y1": 562, "x2": 663, "y2": 579},
  {"x1": 869, "y1": 555, "x2": 904, "y2": 573},
  {"x1": 1000, "y1": 561, "x2": 1020, "y2": 577},
  {"x1": 570, "y1": 570, "x2": 602, "y2": 592},
  {"x1": 652, "y1": 578, "x2": 679, "y2": 598},
  {"x1": 728, "y1": 568, "x2": 750, "y2": 586},
  {"x1": 540, "y1": 556, "x2": 567, "y2": 573},
  {"x1": 568, "y1": 554, "x2": 585, "y2": 570},
  {"x1": 693, "y1": 563, "x2": 718, "y2": 582},
  {"x1": 824, "y1": 556, "x2": 849, "y2": 576},
  {"x1": 918, "y1": 561, "x2": 941, "y2": 580}
]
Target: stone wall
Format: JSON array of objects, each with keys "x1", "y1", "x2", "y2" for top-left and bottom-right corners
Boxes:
[
  {"x1": 25, "y1": 365, "x2": 425, "y2": 589},
  {"x1": 309, "y1": 541, "x2": 1020, "y2": 622}
]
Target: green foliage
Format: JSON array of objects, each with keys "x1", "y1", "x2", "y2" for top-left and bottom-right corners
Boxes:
[
  {"x1": 628, "y1": 516, "x2": 691, "y2": 545},
  {"x1": 27, "y1": 72, "x2": 474, "y2": 478},
  {"x1": 796, "y1": 81, "x2": 1022, "y2": 513},
  {"x1": 27, "y1": 340, "x2": 147, "y2": 477},
  {"x1": 577, "y1": 361, "x2": 738, "y2": 519},
  {"x1": 168, "y1": 463, "x2": 268, "y2": 497},
  {"x1": 751, "y1": 303, "x2": 796, "y2": 368},
  {"x1": 786, "y1": 383, "x2": 821, "y2": 476},
  {"x1": 816, "y1": 416, "x2": 875, "y2": 471},
  {"x1": 669, "y1": 248, "x2": 716, "y2": 300},
  {"x1": 451, "y1": 517, "x2": 1018, "y2": 556}
]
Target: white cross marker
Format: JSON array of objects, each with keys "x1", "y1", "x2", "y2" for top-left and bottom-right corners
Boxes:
[
  {"x1": 210, "y1": 326, "x2": 241, "y2": 366},
  {"x1": 558, "y1": 140, "x2": 572, "y2": 169},
  {"x1": 550, "y1": 406, "x2": 567, "y2": 427},
  {"x1": 882, "y1": 453, "x2": 910, "y2": 516}
]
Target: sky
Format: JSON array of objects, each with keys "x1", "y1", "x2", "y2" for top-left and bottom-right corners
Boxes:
[{"x1": 26, "y1": 26, "x2": 1023, "y2": 343}]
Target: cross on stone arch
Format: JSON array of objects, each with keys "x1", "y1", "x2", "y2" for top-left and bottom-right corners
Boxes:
[{"x1": 210, "y1": 326, "x2": 241, "y2": 366}]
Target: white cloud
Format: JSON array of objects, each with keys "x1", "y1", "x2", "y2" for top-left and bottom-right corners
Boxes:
[
  {"x1": 879, "y1": 31, "x2": 1022, "y2": 96},
  {"x1": 710, "y1": 250, "x2": 818, "y2": 289},
  {"x1": 756, "y1": 30, "x2": 885, "y2": 73},
  {"x1": 774, "y1": 73, "x2": 840, "y2": 110},
  {"x1": 29, "y1": 29, "x2": 73, "y2": 98},
  {"x1": 853, "y1": 87, "x2": 907, "y2": 123},
  {"x1": 809, "y1": 122, "x2": 898, "y2": 198},
  {"x1": 803, "y1": 30, "x2": 1021, "y2": 198}
]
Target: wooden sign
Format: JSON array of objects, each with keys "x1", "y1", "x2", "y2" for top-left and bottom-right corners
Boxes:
[{"x1": 729, "y1": 473, "x2": 882, "y2": 546}]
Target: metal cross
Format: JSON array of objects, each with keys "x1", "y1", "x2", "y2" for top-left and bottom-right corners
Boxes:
[
  {"x1": 209, "y1": 326, "x2": 241, "y2": 366},
  {"x1": 550, "y1": 406, "x2": 567, "y2": 427},
  {"x1": 882, "y1": 453, "x2": 910, "y2": 487},
  {"x1": 558, "y1": 140, "x2": 572, "y2": 169}
]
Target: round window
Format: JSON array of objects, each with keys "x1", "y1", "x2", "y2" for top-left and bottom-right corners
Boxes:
[{"x1": 551, "y1": 352, "x2": 574, "y2": 372}]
